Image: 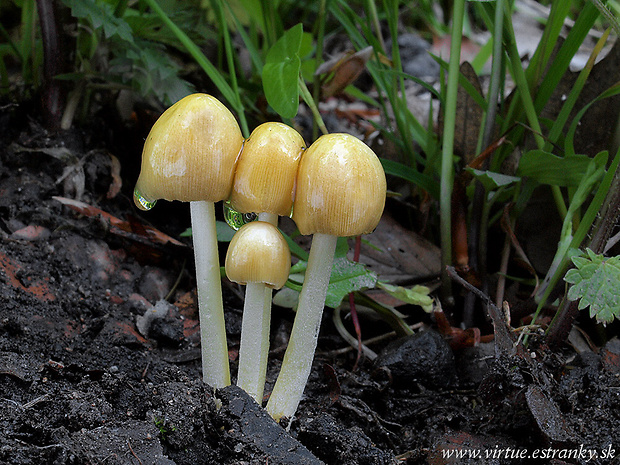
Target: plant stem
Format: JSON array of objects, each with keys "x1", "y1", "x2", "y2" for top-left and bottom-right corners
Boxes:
[
  {"x1": 36, "y1": 0, "x2": 65, "y2": 130},
  {"x1": 214, "y1": 0, "x2": 247, "y2": 138},
  {"x1": 258, "y1": 212, "x2": 278, "y2": 225},
  {"x1": 312, "y1": 0, "x2": 327, "y2": 141},
  {"x1": 367, "y1": 0, "x2": 385, "y2": 51},
  {"x1": 464, "y1": 0, "x2": 505, "y2": 324},
  {"x1": 190, "y1": 201, "x2": 231, "y2": 389},
  {"x1": 299, "y1": 75, "x2": 328, "y2": 135},
  {"x1": 439, "y1": 0, "x2": 466, "y2": 304},
  {"x1": 480, "y1": 0, "x2": 504, "y2": 153},
  {"x1": 588, "y1": 0, "x2": 620, "y2": 38},
  {"x1": 332, "y1": 307, "x2": 377, "y2": 360},
  {"x1": 60, "y1": 81, "x2": 84, "y2": 130},
  {"x1": 267, "y1": 233, "x2": 337, "y2": 421}
]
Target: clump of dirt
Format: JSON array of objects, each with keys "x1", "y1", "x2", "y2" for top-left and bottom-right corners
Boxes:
[{"x1": 1, "y1": 103, "x2": 619, "y2": 465}]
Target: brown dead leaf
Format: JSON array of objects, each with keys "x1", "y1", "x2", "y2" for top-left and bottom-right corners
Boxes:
[
  {"x1": 318, "y1": 47, "x2": 376, "y2": 98},
  {"x1": 53, "y1": 196, "x2": 185, "y2": 247},
  {"x1": 352, "y1": 213, "x2": 441, "y2": 284},
  {"x1": 454, "y1": 62, "x2": 484, "y2": 164},
  {"x1": 542, "y1": 40, "x2": 620, "y2": 156},
  {"x1": 437, "y1": 62, "x2": 485, "y2": 165},
  {"x1": 106, "y1": 154, "x2": 122, "y2": 199}
]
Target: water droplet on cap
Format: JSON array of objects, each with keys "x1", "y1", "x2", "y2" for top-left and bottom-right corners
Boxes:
[
  {"x1": 134, "y1": 188, "x2": 157, "y2": 211},
  {"x1": 223, "y1": 200, "x2": 257, "y2": 230}
]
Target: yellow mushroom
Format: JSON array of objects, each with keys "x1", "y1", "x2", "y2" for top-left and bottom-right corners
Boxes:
[
  {"x1": 225, "y1": 221, "x2": 291, "y2": 404},
  {"x1": 134, "y1": 93, "x2": 243, "y2": 390},
  {"x1": 230, "y1": 121, "x2": 306, "y2": 223},
  {"x1": 267, "y1": 133, "x2": 386, "y2": 421}
]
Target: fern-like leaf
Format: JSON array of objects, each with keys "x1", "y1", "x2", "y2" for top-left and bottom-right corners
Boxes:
[
  {"x1": 62, "y1": 0, "x2": 133, "y2": 41},
  {"x1": 564, "y1": 249, "x2": 620, "y2": 325}
]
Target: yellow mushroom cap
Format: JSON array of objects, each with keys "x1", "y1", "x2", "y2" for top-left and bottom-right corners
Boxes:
[
  {"x1": 134, "y1": 93, "x2": 244, "y2": 209},
  {"x1": 292, "y1": 133, "x2": 386, "y2": 236},
  {"x1": 225, "y1": 221, "x2": 291, "y2": 289},
  {"x1": 230, "y1": 122, "x2": 306, "y2": 216}
]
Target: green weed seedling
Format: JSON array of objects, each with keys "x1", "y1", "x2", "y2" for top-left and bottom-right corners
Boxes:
[
  {"x1": 153, "y1": 416, "x2": 177, "y2": 443},
  {"x1": 565, "y1": 250, "x2": 620, "y2": 325}
]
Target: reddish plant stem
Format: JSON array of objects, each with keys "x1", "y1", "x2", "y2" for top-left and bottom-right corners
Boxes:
[{"x1": 452, "y1": 135, "x2": 509, "y2": 325}]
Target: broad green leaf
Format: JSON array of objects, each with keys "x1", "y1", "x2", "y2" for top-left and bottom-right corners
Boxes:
[
  {"x1": 286, "y1": 256, "x2": 378, "y2": 309},
  {"x1": 517, "y1": 150, "x2": 604, "y2": 187},
  {"x1": 325, "y1": 257, "x2": 378, "y2": 308},
  {"x1": 334, "y1": 237, "x2": 350, "y2": 258},
  {"x1": 299, "y1": 32, "x2": 314, "y2": 60},
  {"x1": 262, "y1": 23, "x2": 303, "y2": 118},
  {"x1": 565, "y1": 249, "x2": 620, "y2": 325},
  {"x1": 377, "y1": 282, "x2": 434, "y2": 313},
  {"x1": 466, "y1": 168, "x2": 520, "y2": 190}
]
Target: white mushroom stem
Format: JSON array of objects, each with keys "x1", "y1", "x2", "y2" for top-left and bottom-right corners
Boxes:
[
  {"x1": 266, "y1": 233, "x2": 338, "y2": 421},
  {"x1": 190, "y1": 200, "x2": 231, "y2": 389},
  {"x1": 257, "y1": 212, "x2": 278, "y2": 225},
  {"x1": 236, "y1": 211, "x2": 279, "y2": 404},
  {"x1": 237, "y1": 281, "x2": 272, "y2": 402}
]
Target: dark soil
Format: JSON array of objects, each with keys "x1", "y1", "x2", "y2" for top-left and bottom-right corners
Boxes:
[{"x1": 1, "y1": 101, "x2": 620, "y2": 465}]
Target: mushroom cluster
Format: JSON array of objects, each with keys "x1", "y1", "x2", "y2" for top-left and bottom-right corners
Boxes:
[{"x1": 135, "y1": 93, "x2": 386, "y2": 421}]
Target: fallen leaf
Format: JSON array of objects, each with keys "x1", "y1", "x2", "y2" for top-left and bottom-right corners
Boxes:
[
  {"x1": 319, "y1": 47, "x2": 376, "y2": 98},
  {"x1": 107, "y1": 153, "x2": 122, "y2": 199},
  {"x1": 352, "y1": 213, "x2": 441, "y2": 284},
  {"x1": 53, "y1": 196, "x2": 186, "y2": 247}
]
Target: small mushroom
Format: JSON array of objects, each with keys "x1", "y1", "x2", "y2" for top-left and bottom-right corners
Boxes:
[
  {"x1": 134, "y1": 93, "x2": 243, "y2": 389},
  {"x1": 225, "y1": 221, "x2": 291, "y2": 403},
  {"x1": 227, "y1": 122, "x2": 304, "y2": 403},
  {"x1": 266, "y1": 133, "x2": 386, "y2": 421}
]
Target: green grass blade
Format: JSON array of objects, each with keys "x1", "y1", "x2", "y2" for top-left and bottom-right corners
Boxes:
[
  {"x1": 503, "y1": 7, "x2": 545, "y2": 150},
  {"x1": 525, "y1": 0, "x2": 572, "y2": 87},
  {"x1": 380, "y1": 158, "x2": 439, "y2": 198},
  {"x1": 211, "y1": 0, "x2": 248, "y2": 136},
  {"x1": 439, "y1": 0, "x2": 466, "y2": 300},
  {"x1": 533, "y1": 2, "x2": 600, "y2": 115},
  {"x1": 224, "y1": 3, "x2": 264, "y2": 74}
]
